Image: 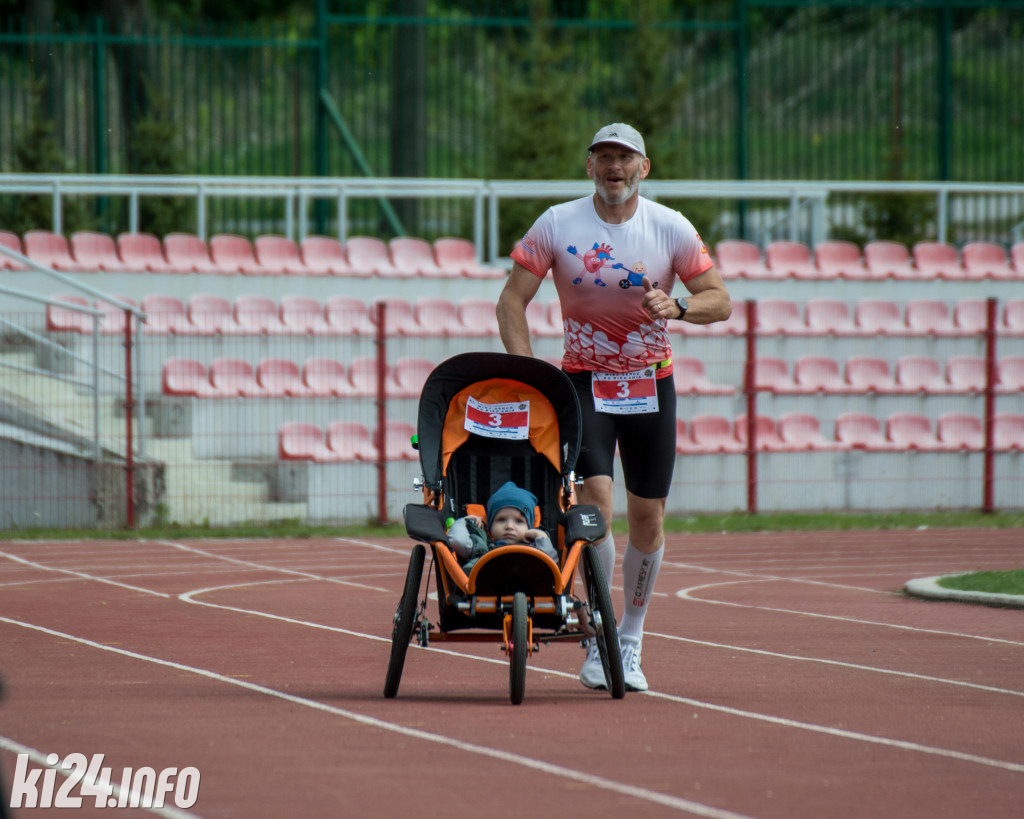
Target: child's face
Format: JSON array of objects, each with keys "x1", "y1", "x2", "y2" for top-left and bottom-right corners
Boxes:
[{"x1": 488, "y1": 507, "x2": 529, "y2": 542}]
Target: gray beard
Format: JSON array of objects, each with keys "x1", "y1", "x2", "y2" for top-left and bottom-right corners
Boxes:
[{"x1": 594, "y1": 172, "x2": 640, "y2": 206}]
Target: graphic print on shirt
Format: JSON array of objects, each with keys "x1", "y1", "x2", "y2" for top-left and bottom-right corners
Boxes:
[{"x1": 566, "y1": 242, "x2": 615, "y2": 286}]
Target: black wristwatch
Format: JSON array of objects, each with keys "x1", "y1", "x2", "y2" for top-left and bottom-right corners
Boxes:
[{"x1": 675, "y1": 297, "x2": 689, "y2": 319}]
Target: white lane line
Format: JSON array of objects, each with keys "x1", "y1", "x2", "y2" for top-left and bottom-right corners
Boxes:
[
  {"x1": 664, "y1": 561, "x2": 898, "y2": 596},
  {"x1": 675, "y1": 580, "x2": 1024, "y2": 647},
  {"x1": 0, "y1": 615, "x2": 758, "y2": 819},
  {"x1": 0, "y1": 736, "x2": 200, "y2": 818},
  {"x1": 173, "y1": 583, "x2": 1024, "y2": 774},
  {"x1": 0, "y1": 551, "x2": 169, "y2": 598}
]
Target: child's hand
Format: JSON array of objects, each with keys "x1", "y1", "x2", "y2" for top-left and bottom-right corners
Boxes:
[
  {"x1": 525, "y1": 528, "x2": 545, "y2": 542},
  {"x1": 466, "y1": 514, "x2": 483, "y2": 527}
]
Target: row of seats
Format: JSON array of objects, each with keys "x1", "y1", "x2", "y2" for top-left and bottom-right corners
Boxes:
[
  {"x1": 755, "y1": 355, "x2": 1024, "y2": 395},
  {"x1": 676, "y1": 412, "x2": 1024, "y2": 453},
  {"x1": 0, "y1": 229, "x2": 504, "y2": 279},
  {"x1": 279, "y1": 419, "x2": 417, "y2": 462},
  {"x1": 715, "y1": 239, "x2": 1024, "y2": 281},
  {"x1": 44, "y1": 292, "x2": 1024, "y2": 338}
]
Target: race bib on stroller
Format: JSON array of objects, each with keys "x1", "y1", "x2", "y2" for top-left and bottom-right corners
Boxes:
[
  {"x1": 465, "y1": 397, "x2": 530, "y2": 439},
  {"x1": 592, "y1": 368, "x2": 659, "y2": 414}
]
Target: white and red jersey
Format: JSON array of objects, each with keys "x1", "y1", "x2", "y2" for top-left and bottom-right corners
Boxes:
[{"x1": 510, "y1": 194, "x2": 713, "y2": 375}]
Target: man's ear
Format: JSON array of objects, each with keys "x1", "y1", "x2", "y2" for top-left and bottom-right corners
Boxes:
[
  {"x1": 586, "y1": 154, "x2": 595, "y2": 179},
  {"x1": 639, "y1": 156, "x2": 651, "y2": 180}
]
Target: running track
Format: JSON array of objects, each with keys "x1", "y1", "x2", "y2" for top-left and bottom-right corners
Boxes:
[{"x1": 1, "y1": 529, "x2": 1021, "y2": 818}]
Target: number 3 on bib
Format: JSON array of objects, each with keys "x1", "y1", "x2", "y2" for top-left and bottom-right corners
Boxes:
[{"x1": 592, "y1": 369, "x2": 659, "y2": 414}]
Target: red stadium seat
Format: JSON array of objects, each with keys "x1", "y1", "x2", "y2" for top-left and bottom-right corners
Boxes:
[
  {"x1": 46, "y1": 294, "x2": 93, "y2": 333},
  {"x1": 325, "y1": 296, "x2": 376, "y2": 336},
  {"x1": 346, "y1": 236, "x2": 406, "y2": 277},
  {"x1": 904, "y1": 300, "x2": 955, "y2": 335},
  {"x1": 209, "y1": 358, "x2": 267, "y2": 397},
  {"x1": 1011, "y1": 243, "x2": 1024, "y2": 276},
  {"x1": 433, "y1": 237, "x2": 504, "y2": 279},
  {"x1": 765, "y1": 240, "x2": 816, "y2": 279},
  {"x1": 734, "y1": 414, "x2": 785, "y2": 451},
  {"x1": 163, "y1": 233, "x2": 223, "y2": 274},
  {"x1": 961, "y1": 242, "x2": 1015, "y2": 280},
  {"x1": 997, "y1": 356, "x2": 1024, "y2": 393},
  {"x1": 688, "y1": 414, "x2": 744, "y2": 453},
  {"x1": 234, "y1": 294, "x2": 287, "y2": 335},
  {"x1": 864, "y1": 240, "x2": 913, "y2": 280},
  {"x1": 754, "y1": 357, "x2": 795, "y2": 393},
  {"x1": 70, "y1": 231, "x2": 133, "y2": 272},
  {"x1": 257, "y1": 359, "x2": 312, "y2": 398},
  {"x1": 278, "y1": 422, "x2": 331, "y2": 461},
  {"x1": 855, "y1": 300, "x2": 903, "y2": 335},
  {"x1": 814, "y1": 240, "x2": 867, "y2": 279},
  {"x1": 946, "y1": 356, "x2": 987, "y2": 393},
  {"x1": 390, "y1": 357, "x2": 435, "y2": 398},
  {"x1": 953, "y1": 300, "x2": 989, "y2": 334},
  {"x1": 845, "y1": 356, "x2": 896, "y2": 393},
  {"x1": 0, "y1": 230, "x2": 27, "y2": 270},
  {"x1": 280, "y1": 295, "x2": 331, "y2": 335},
  {"x1": 457, "y1": 298, "x2": 499, "y2": 336},
  {"x1": 1002, "y1": 300, "x2": 1024, "y2": 335},
  {"x1": 792, "y1": 356, "x2": 847, "y2": 393},
  {"x1": 96, "y1": 296, "x2": 138, "y2": 335},
  {"x1": 713, "y1": 239, "x2": 771, "y2": 279},
  {"x1": 804, "y1": 299, "x2": 857, "y2": 335},
  {"x1": 302, "y1": 358, "x2": 353, "y2": 398},
  {"x1": 370, "y1": 297, "x2": 416, "y2": 336},
  {"x1": 254, "y1": 235, "x2": 314, "y2": 276},
  {"x1": 116, "y1": 232, "x2": 176, "y2": 273},
  {"x1": 994, "y1": 414, "x2": 1024, "y2": 451},
  {"x1": 326, "y1": 421, "x2": 377, "y2": 461},
  {"x1": 390, "y1": 236, "x2": 459, "y2": 278},
  {"x1": 300, "y1": 236, "x2": 358, "y2": 276},
  {"x1": 24, "y1": 230, "x2": 85, "y2": 272},
  {"x1": 348, "y1": 356, "x2": 390, "y2": 397},
  {"x1": 210, "y1": 234, "x2": 272, "y2": 276},
  {"x1": 162, "y1": 358, "x2": 218, "y2": 398},
  {"x1": 895, "y1": 356, "x2": 949, "y2": 394},
  {"x1": 835, "y1": 413, "x2": 890, "y2": 450},
  {"x1": 936, "y1": 413, "x2": 983, "y2": 451},
  {"x1": 756, "y1": 299, "x2": 804, "y2": 335},
  {"x1": 778, "y1": 412, "x2": 835, "y2": 450},
  {"x1": 413, "y1": 297, "x2": 460, "y2": 337},
  {"x1": 911, "y1": 241, "x2": 961, "y2": 280},
  {"x1": 886, "y1": 413, "x2": 941, "y2": 450},
  {"x1": 141, "y1": 294, "x2": 197, "y2": 335},
  {"x1": 673, "y1": 357, "x2": 735, "y2": 395},
  {"x1": 187, "y1": 294, "x2": 240, "y2": 335},
  {"x1": 378, "y1": 420, "x2": 418, "y2": 461}
]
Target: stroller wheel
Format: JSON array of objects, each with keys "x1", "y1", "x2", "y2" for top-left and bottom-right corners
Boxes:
[
  {"x1": 582, "y1": 543, "x2": 626, "y2": 699},
  {"x1": 383, "y1": 543, "x2": 425, "y2": 698},
  {"x1": 509, "y1": 591, "x2": 529, "y2": 705}
]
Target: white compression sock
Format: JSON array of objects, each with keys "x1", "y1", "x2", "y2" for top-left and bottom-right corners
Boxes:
[{"x1": 618, "y1": 540, "x2": 664, "y2": 640}]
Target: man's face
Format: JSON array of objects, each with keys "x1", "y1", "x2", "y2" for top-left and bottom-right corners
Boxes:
[
  {"x1": 489, "y1": 507, "x2": 530, "y2": 542},
  {"x1": 587, "y1": 145, "x2": 650, "y2": 206}
]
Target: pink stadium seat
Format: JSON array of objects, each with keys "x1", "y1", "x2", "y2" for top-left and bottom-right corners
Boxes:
[
  {"x1": 46, "y1": 294, "x2": 93, "y2": 333},
  {"x1": 895, "y1": 356, "x2": 949, "y2": 394},
  {"x1": 302, "y1": 358, "x2": 353, "y2": 398},
  {"x1": 936, "y1": 413, "x2": 983, "y2": 451},
  {"x1": 688, "y1": 414, "x2": 744, "y2": 454},
  {"x1": 911, "y1": 241, "x2": 961, "y2": 280},
  {"x1": 674, "y1": 418, "x2": 697, "y2": 454},
  {"x1": 0, "y1": 230, "x2": 27, "y2": 270},
  {"x1": 326, "y1": 421, "x2": 377, "y2": 462},
  {"x1": 163, "y1": 233, "x2": 222, "y2": 274},
  {"x1": 673, "y1": 357, "x2": 735, "y2": 396},
  {"x1": 997, "y1": 356, "x2": 1024, "y2": 393},
  {"x1": 1002, "y1": 300, "x2": 1024, "y2": 335},
  {"x1": 1011, "y1": 243, "x2": 1024, "y2": 276},
  {"x1": 346, "y1": 236, "x2": 406, "y2": 277},
  {"x1": 855, "y1": 300, "x2": 903, "y2": 335},
  {"x1": 141, "y1": 294, "x2": 196, "y2": 335},
  {"x1": 412, "y1": 297, "x2": 459, "y2": 337},
  {"x1": 754, "y1": 357, "x2": 794, "y2": 393},
  {"x1": 953, "y1": 300, "x2": 989, "y2": 334},
  {"x1": 864, "y1": 240, "x2": 913, "y2": 280},
  {"x1": 280, "y1": 295, "x2": 331, "y2": 335},
  {"x1": 735, "y1": 414, "x2": 785, "y2": 451},
  {"x1": 162, "y1": 358, "x2": 218, "y2": 398},
  {"x1": 210, "y1": 234, "x2": 272, "y2": 276},
  {"x1": 348, "y1": 356, "x2": 390, "y2": 397},
  {"x1": 457, "y1": 298, "x2": 499, "y2": 336},
  {"x1": 904, "y1": 300, "x2": 955, "y2": 335},
  {"x1": 433, "y1": 237, "x2": 504, "y2": 279},
  {"x1": 835, "y1": 413, "x2": 890, "y2": 450},
  {"x1": 777, "y1": 412, "x2": 834, "y2": 451},
  {"x1": 390, "y1": 236, "x2": 458, "y2": 278},
  {"x1": 116, "y1": 232, "x2": 176, "y2": 273},
  {"x1": 209, "y1": 358, "x2": 267, "y2": 398},
  {"x1": 24, "y1": 230, "x2": 85, "y2": 272},
  {"x1": 526, "y1": 300, "x2": 561, "y2": 337},
  {"x1": 234, "y1": 294, "x2": 287, "y2": 335},
  {"x1": 845, "y1": 356, "x2": 896, "y2": 393},
  {"x1": 756, "y1": 299, "x2": 804, "y2": 335},
  {"x1": 325, "y1": 296, "x2": 375, "y2": 336},
  {"x1": 886, "y1": 413, "x2": 941, "y2": 450},
  {"x1": 70, "y1": 231, "x2": 133, "y2": 272},
  {"x1": 378, "y1": 420, "x2": 419, "y2": 461},
  {"x1": 96, "y1": 296, "x2": 138, "y2": 335},
  {"x1": 257, "y1": 358, "x2": 312, "y2": 398},
  {"x1": 278, "y1": 422, "x2": 331, "y2": 461},
  {"x1": 186, "y1": 294, "x2": 239, "y2": 335},
  {"x1": 792, "y1": 356, "x2": 847, "y2": 393},
  {"x1": 254, "y1": 235, "x2": 315, "y2": 276},
  {"x1": 814, "y1": 240, "x2": 867, "y2": 279},
  {"x1": 994, "y1": 414, "x2": 1024, "y2": 451},
  {"x1": 713, "y1": 240, "x2": 770, "y2": 279},
  {"x1": 390, "y1": 357, "x2": 435, "y2": 398},
  {"x1": 961, "y1": 242, "x2": 1015, "y2": 280},
  {"x1": 946, "y1": 356, "x2": 987, "y2": 393},
  {"x1": 765, "y1": 240, "x2": 816, "y2": 279},
  {"x1": 300, "y1": 235, "x2": 357, "y2": 276},
  {"x1": 804, "y1": 299, "x2": 857, "y2": 335},
  {"x1": 370, "y1": 297, "x2": 416, "y2": 336}
]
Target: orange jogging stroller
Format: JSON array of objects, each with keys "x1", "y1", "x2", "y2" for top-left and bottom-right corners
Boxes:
[{"x1": 384, "y1": 352, "x2": 625, "y2": 704}]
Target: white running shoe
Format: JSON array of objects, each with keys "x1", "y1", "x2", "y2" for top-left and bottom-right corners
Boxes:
[
  {"x1": 578, "y1": 638, "x2": 607, "y2": 690},
  {"x1": 619, "y1": 635, "x2": 649, "y2": 692}
]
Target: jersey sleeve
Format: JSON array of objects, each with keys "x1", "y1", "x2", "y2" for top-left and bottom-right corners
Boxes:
[
  {"x1": 510, "y1": 208, "x2": 556, "y2": 278},
  {"x1": 673, "y1": 214, "x2": 714, "y2": 283}
]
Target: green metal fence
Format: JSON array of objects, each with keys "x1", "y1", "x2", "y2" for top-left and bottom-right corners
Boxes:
[{"x1": 1, "y1": 1, "x2": 1022, "y2": 242}]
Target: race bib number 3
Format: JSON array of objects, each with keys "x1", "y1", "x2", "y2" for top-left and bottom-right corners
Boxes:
[
  {"x1": 465, "y1": 397, "x2": 530, "y2": 439},
  {"x1": 592, "y1": 369, "x2": 659, "y2": 415}
]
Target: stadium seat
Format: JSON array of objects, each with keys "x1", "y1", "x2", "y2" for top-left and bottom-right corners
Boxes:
[
  {"x1": 46, "y1": 294, "x2": 94, "y2": 333},
  {"x1": 370, "y1": 297, "x2": 417, "y2": 336},
  {"x1": 116, "y1": 232, "x2": 176, "y2": 273},
  {"x1": 234, "y1": 294, "x2": 288, "y2": 334},
  {"x1": 280, "y1": 295, "x2": 332, "y2": 335},
  {"x1": 994, "y1": 414, "x2": 1024, "y2": 451},
  {"x1": 326, "y1": 420, "x2": 377, "y2": 461},
  {"x1": 835, "y1": 412, "x2": 890, "y2": 450},
  {"x1": 23, "y1": 230, "x2": 85, "y2": 272},
  {"x1": 162, "y1": 358, "x2": 218, "y2": 398},
  {"x1": 688, "y1": 414, "x2": 744, "y2": 454},
  {"x1": 886, "y1": 413, "x2": 942, "y2": 450},
  {"x1": 348, "y1": 356, "x2": 389, "y2": 397},
  {"x1": 70, "y1": 231, "x2": 133, "y2": 272},
  {"x1": 936, "y1": 413, "x2": 983, "y2": 451},
  {"x1": 325, "y1": 296, "x2": 376, "y2": 336},
  {"x1": 412, "y1": 296, "x2": 459, "y2": 337},
  {"x1": 777, "y1": 412, "x2": 835, "y2": 450},
  {"x1": 1002, "y1": 300, "x2": 1024, "y2": 335},
  {"x1": 210, "y1": 234, "x2": 272, "y2": 275},
  {"x1": 141, "y1": 294, "x2": 197, "y2": 335},
  {"x1": 257, "y1": 358, "x2": 312, "y2": 398},
  {"x1": 765, "y1": 240, "x2": 816, "y2": 279},
  {"x1": 346, "y1": 236, "x2": 407, "y2": 277},
  {"x1": 734, "y1": 414, "x2": 785, "y2": 451},
  {"x1": 300, "y1": 235, "x2": 358, "y2": 276},
  {"x1": 961, "y1": 242, "x2": 1015, "y2": 280},
  {"x1": 390, "y1": 357, "x2": 435, "y2": 398},
  {"x1": 163, "y1": 233, "x2": 222, "y2": 275},
  {"x1": 278, "y1": 421, "x2": 331, "y2": 461},
  {"x1": 792, "y1": 356, "x2": 847, "y2": 393},
  {"x1": 389, "y1": 236, "x2": 459, "y2": 278},
  {"x1": 911, "y1": 241, "x2": 961, "y2": 280},
  {"x1": 713, "y1": 239, "x2": 771, "y2": 279},
  {"x1": 673, "y1": 357, "x2": 735, "y2": 395},
  {"x1": 0, "y1": 230, "x2": 27, "y2": 270},
  {"x1": 895, "y1": 356, "x2": 949, "y2": 394},
  {"x1": 674, "y1": 418, "x2": 697, "y2": 454},
  {"x1": 209, "y1": 358, "x2": 268, "y2": 397},
  {"x1": 997, "y1": 356, "x2": 1024, "y2": 393},
  {"x1": 864, "y1": 240, "x2": 913, "y2": 280},
  {"x1": 1011, "y1": 243, "x2": 1024, "y2": 276},
  {"x1": 255, "y1": 235, "x2": 315, "y2": 276},
  {"x1": 845, "y1": 356, "x2": 897, "y2": 393},
  {"x1": 96, "y1": 296, "x2": 138, "y2": 335},
  {"x1": 953, "y1": 299, "x2": 989, "y2": 334},
  {"x1": 804, "y1": 299, "x2": 857, "y2": 335},
  {"x1": 302, "y1": 358, "x2": 353, "y2": 398},
  {"x1": 187, "y1": 293, "x2": 240, "y2": 335},
  {"x1": 754, "y1": 357, "x2": 795, "y2": 393},
  {"x1": 379, "y1": 419, "x2": 418, "y2": 461},
  {"x1": 457, "y1": 297, "x2": 499, "y2": 336},
  {"x1": 946, "y1": 356, "x2": 987, "y2": 393},
  {"x1": 814, "y1": 240, "x2": 867, "y2": 279},
  {"x1": 904, "y1": 300, "x2": 955, "y2": 335},
  {"x1": 756, "y1": 299, "x2": 804, "y2": 335},
  {"x1": 855, "y1": 300, "x2": 903, "y2": 335},
  {"x1": 433, "y1": 237, "x2": 504, "y2": 279}
]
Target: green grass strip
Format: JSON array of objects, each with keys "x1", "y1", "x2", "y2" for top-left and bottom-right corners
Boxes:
[{"x1": 937, "y1": 569, "x2": 1024, "y2": 596}]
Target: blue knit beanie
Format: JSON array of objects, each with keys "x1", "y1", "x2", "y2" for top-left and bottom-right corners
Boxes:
[{"x1": 486, "y1": 481, "x2": 537, "y2": 525}]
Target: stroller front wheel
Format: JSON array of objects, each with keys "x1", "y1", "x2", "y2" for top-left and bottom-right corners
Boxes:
[{"x1": 383, "y1": 543, "x2": 425, "y2": 698}]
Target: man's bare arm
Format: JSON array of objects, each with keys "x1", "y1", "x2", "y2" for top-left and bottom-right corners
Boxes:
[
  {"x1": 678, "y1": 266, "x2": 732, "y2": 324},
  {"x1": 496, "y1": 263, "x2": 544, "y2": 356}
]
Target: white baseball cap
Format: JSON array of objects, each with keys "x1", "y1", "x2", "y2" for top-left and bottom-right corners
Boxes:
[{"x1": 588, "y1": 123, "x2": 646, "y2": 157}]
